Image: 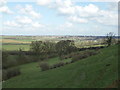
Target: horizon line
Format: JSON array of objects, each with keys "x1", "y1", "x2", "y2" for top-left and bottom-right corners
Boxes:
[{"x1": 0, "y1": 35, "x2": 119, "y2": 37}]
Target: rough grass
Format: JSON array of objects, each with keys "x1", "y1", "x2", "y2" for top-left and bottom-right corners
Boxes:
[{"x1": 3, "y1": 45, "x2": 118, "y2": 88}]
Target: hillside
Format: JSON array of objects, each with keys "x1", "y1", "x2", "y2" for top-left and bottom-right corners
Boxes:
[{"x1": 3, "y1": 45, "x2": 118, "y2": 88}]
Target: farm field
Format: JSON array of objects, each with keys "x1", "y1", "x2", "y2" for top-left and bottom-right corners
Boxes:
[
  {"x1": 3, "y1": 45, "x2": 118, "y2": 88},
  {"x1": 1, "y1": 39, "x2": 31, "y2": 44},
  {"x1": 1, "y1": 35, "x2": 106, "y2": 51},
  {"x1": 2, "y1": 45, "x2": 30, "y2": 51}
]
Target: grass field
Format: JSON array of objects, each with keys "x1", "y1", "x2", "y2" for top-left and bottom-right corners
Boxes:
[
  {"x1": 2, "y1": 45, "x2": 30, "y2": 51},
  {"x1": 3, "y1": 45, "x2": 118, "y2": 88}
]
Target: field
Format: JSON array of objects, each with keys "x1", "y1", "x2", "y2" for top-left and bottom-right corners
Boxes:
[
  {"x1": 3, "y1": 45, "x2": 118, "y2": 88},
  {"x1": 1, "y1": 35, "x2": 106, "y2": 51},
  {"x1": 2, "y1": 45, "x2": 30, "y2": 51}
]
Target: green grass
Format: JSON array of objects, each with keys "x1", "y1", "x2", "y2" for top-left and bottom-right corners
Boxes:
[
  {"x1": 2, "y1": 45, "x2": 30, "y2": 51},
  {"x1": 18, "y1": 57, "x2": 71, "y2": 74},
  {"x1": 10, "y1": 39, "x2": 34, "y2": 42},
  {"x1": 47, "y1": 57, "x2": 71, "y2": 65},
  {"x1": 3, "y1": 45, "x2": 118, "y2": 88}
]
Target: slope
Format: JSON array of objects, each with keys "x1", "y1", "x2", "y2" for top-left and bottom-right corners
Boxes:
[{"x1": 3, "y1": 45, "x2": 118, "y2": 88}]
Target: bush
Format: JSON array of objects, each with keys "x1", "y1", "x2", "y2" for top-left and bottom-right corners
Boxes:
[
  {"x1": 52, "y1": 62, "x2": 65, "y2": 68},
  {"x1": 6, "y1": 59, "x2": 18, "y2": 68},
  {"x1": 65, "y1": 62, "x2": 69, "y2": 65},
  {"x1": 59, "y1": 55, "x2": 68, "y2": 60},
  {"x1": 2, "y1": 67, "x2": 21, "y2": 80},
  {"x1": 84, "y1": 50, "x2": 97, "y2": 56},
  {"x1": 71, "y1": 50, "x2": 98, "y2": 62},
  {"x1": 72, "y1": 54, "x2": 85, "y2": 62},
  {"x1": 49, "y1": 66, "x2": 54, "y2": 69},
  {"x1": 57, "y1": 62, "x2": 64, "y2": 66},
  {"x1": 2, "y1": 70, "x2": 7, "y2": 81},
  {"x1": 7, "y1": 67, "x2": 21, "y2": 79},
  {"x1": 17, "y1": 53, "x2": 29, "y2": 65},
  {"x1": 2, "y1": 52, "x2": 9, "y2": 69},
  {"x1": 40, "y1": 62, "x2": 50, "y2": 71},
  {"x1": 47, "y1": 53, "x2": 57, "y2": 59}
]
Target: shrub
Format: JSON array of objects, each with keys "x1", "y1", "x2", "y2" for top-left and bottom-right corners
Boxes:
[
  {"x1": 2, "y1": 52, "x2": 9, "y2": 69},
  {"x1": 52, "y1": 62, "x2": 65, "y2": 68},
  {"x1": 2, "y1": 69, "x2": 7, "y2": 81},
  {"x1": 84, "y1": 50, "x2": 97, "y2": 56},
  {"x1": 6, "y1": 59, "x2": 17, "y2": 68},
  {"x1": 7, "y1": 67, "x2": 21, "y2": 79},
  {"x1": 47, "y1": 53, "x2": 57, "y2": 59},
  {"x1": 71, "y1": 50, "x2": 98, "y2": 62},
  {"x1": 57, "y1": 62, "x2": 64, "y2": 66},
  {"x1": 39, "y1": 56, "x2": 46, "y2": 61},
  {"x1": 59, "y1": 54, "x2": 72, "y2": 60},
  {"x1": 65, "y1": 62, "x2": 69, "y2": 64},
  {"x1": 40, "y1": 62, "x2": 50, "y2": 71},
  {"x1": 49, "y1": 66, "x2": 54, "y2": 69},
  {"x1": 2, "y1": 67, "x2": 21, "y2": 80},
  {"x1": 72, "y1": 53, "x2": 86, "y2": 62},
  {"x1": 17, "y1": 53, "x2": 29, "y2": 65}
]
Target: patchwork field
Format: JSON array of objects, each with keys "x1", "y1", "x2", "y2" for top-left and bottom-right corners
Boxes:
[{"x1": 1, "y1": 35, "x2": 106, "y2": 51}]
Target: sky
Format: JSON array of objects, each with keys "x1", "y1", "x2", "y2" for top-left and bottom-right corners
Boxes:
[{"x1": 0, "y1": 0, "x2": 119, "y2": 36}]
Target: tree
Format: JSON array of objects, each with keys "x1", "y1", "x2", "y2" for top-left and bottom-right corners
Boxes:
[
  {"x1": 105, "y1": 32, "x2": 115, "y2": 46},
  {"x1": 30, "y1": 41, "x2": 56, "y2": 54},
  {"x1": 56, "y1": 40, "x2": 77, "y2": 57},
  {"x1": 30, "y1": 41, "x2": 44, "y2": 55},
  {"x1": 43, "y1": 41, "x2": 56, "y2": 53}
]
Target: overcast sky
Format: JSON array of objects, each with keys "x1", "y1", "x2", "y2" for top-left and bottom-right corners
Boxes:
[{"x1": 0, "y1": 0, "x2": 118, "y2": 36}]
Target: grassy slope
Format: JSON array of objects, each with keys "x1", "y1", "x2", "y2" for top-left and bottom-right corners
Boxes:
[{"x1": 3, "y1": 45, "x2": 118, "y2": 88}]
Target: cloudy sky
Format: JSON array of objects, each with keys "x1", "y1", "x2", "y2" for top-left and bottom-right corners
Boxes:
[{"x1": 0, "y1": 0, "x2": 118, "y2": 36}]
